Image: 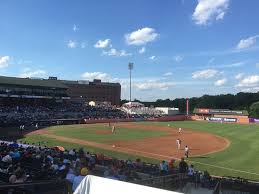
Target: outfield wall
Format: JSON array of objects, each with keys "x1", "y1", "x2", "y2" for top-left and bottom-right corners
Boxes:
[
  {"x1": 83, "y1": 115, "x2": 187, "y2": 124},
  {"x1": 190, "y1": 115, "x2": 250, "y2": 124},
  {"x1": 249, "y1": 118, "x2": 259, "y2": 124}
]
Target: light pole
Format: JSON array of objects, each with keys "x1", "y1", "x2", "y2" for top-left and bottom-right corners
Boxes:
[{"x1": 128, "y1": 62, "x2": 134, "y2": 102}]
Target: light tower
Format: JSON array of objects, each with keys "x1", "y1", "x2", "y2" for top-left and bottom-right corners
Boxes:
[{"x1": 128, "y1": 62, "x2": 134, "y2": 102}]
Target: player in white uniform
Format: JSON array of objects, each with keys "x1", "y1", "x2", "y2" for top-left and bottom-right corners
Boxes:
[
  {"x1": 184, "y1": 145, "x2": 189, "y2": 158},
  {"x1": 176, "y1": 139, "x2": 181, "y2": 150},
  {"x1": 112, "y1": 126, "x2": 115, "y2": 133}
]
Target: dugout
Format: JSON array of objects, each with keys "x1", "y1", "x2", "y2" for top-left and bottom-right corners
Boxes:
[{"x1": 192, "y1": 108, "x2": 249, "y2": 124}]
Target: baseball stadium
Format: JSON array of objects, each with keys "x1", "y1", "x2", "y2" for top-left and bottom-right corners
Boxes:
[
  {"x1": 0, "y1": 74, "x2": 259, "y2": 194},
  {"x1": 1, "y1": 1, "x2": 259, "y2": 194}
]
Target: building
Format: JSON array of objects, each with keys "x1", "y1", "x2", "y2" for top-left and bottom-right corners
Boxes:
[
  {"x1": 192, "y1": 108, "x2": 249, "y2": 123},
  {"x1": 0, "y1": 76, "x2": 69, "y2": 100},
  {"x1": 61, "y1": 79, "x2": 121, "y2": 105},
  {"x1": 0, "y1": 76, "x2": 121, "y2": 105}
]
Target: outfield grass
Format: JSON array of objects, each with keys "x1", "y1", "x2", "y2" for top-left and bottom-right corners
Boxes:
[
  {"x1": 20, "y1": 121, "x2": 259, "y2": 180},
  {"x1": 47, "y1": 124, "x2": 167, "y2": 142}
]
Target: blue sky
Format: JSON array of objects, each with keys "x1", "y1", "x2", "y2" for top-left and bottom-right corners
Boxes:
[{"x1": 0, "y1": 0, "x2": 259, "y2": 101}]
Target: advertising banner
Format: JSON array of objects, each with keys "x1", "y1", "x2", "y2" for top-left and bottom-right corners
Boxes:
[
  {"x1": 249, "y1": 118, "x2": 259, "y2": 123},
  {"x1": 209, "y1": 109, "x2": 243, "y2": 115},
  {"x1": 209, "y1": 117, "x2": 237, "y2": 122}
]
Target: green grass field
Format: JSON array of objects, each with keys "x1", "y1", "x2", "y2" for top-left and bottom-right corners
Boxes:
[
  {"x1": 47, "y1": 124, "x2": 167, "y2": 142},
  {"x1": 20, "y1": 121, "x2": 259, "y2": 180}
]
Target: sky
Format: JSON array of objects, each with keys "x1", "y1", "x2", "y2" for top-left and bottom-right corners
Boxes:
[{"x1": 0, "y1": 0, "x2": 259, "y2": 101}]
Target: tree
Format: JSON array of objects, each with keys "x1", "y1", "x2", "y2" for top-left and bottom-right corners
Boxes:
[{"x1": 249, "y1": 101, "x2": 259, "y2": 118}]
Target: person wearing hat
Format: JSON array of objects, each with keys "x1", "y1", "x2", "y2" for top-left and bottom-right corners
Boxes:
[{"x1": 72, "y1": 167, "x2": 88, "y2": 191}]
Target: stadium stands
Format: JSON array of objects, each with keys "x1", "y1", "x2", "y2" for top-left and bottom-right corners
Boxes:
[{"x1": 0, "y1": 99, "x2": 128, "y2": 127}]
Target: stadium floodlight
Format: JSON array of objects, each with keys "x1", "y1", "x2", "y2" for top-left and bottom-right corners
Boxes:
[{"x1": 128, "y1": 63, "x2": 134, "y2": 102}]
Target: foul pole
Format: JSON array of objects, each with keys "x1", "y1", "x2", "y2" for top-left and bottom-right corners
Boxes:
[
  {"x1": 186, "y1": 98, "x2": 189, "y2": 116},
  {"x1": 128, "y1": 63, "x2": 134, "y2": 102}
]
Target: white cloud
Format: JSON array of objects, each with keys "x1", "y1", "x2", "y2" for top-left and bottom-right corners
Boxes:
[
  {"x1": 174, "y1": 55, "x2": 183, "y2": 62},
  {"x1": 163, "y1": 72, "x2": 173, "y2": 76},
  {"x1": 94, "y1": 39, "x2": 111, "y2": 48},
  {"x1": 220, "y1": 61, "x2": 245, "y2": 68},
  {"x1": 81, "y1": 72, "x2": 111, "y2": 82},
  {"x1": 0, "y1": 56, "x2": 10, "y2": 68},
  {"x1": 235, "y1": 73, "x2": 244, "y2": 80},
  {"x1": 73, "y1": 24, "x2": 79, "y2": 32},
  {"x1": 135, "y1": 80, "x2": 175, "y2": 91},
  {"x1": 214, "y1": 78, "x2": 227, "y2": 86},
  {"x1": 138, "y1": 47, "x2": 146, "y2": 54},
  {"x1": 102, "y1": 48, "x2": 132, "y2": 57},
  {"x1": 125, "y1": 27, "x2": 159, "y2": 46},
  {"x1": 192, "y1": 69, "x2": 219, "y2": 79},
  {"x1": 149, "y1": 56, "x2": 156, "y2": 60},
  {"x1": 236, "y1": 36, "x2": 258, "y2": 50},
  {"x1": 192, "y1": 0, "x2": 229, "y2": 25},
  {"x1": 20, "y1": 68, "x2": 47, "y2": 78},
  {"x1": 239, "y1": 87, "x2": 259, "y2": 93},
  {"x1": 236, "y1": 75, "x2": 259, "y2": 87},
  {"x1": 67, "y1": 40, "x2": 77, "y2": 48}
]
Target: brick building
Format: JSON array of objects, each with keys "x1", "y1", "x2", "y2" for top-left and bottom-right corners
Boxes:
[{"x1": 0, "y1": 76, "x2": 121, "y2": 105}]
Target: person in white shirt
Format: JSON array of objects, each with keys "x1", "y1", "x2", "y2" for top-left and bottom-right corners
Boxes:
[
  {"x1": 2, "y1": 154, "x2": 12, "y2": 163},
  {"x1": 69, "y1": 149, "x2": 75, "y2": 156}
]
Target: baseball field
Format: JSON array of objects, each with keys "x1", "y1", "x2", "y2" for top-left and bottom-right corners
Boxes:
[{"x1": 20, "y1": 121, "x2": 259, "y2": 180}]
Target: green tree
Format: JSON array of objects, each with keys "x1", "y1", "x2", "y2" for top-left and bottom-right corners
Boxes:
[{"x1": 249, "y1": 101, "x2": 259, "y2": 118}]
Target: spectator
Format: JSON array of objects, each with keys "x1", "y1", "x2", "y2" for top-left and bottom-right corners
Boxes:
[
  {"x1": 179, "y1": 158, "x2": 188, "y2": 174},
  {"x1": 159, "y1": 160, "x2": 168, "y2": 174},
  {"x1": 72, "y1": 167, "x2": 88, "y2": 191},
  {"x1": 2, "y1": 152, "x2": 12, "y2": 163},
  {"x1": 168, "y1": 159, "x2": 175, "y2": 172},
  {"x1": 188, "y1": 164, "x2": 195, "y2": 177},
  {"x1": 66, "y1": 167, "x2": 76, "y2": 184},
  {"x1": 9, "y1": 168, "x2": 27, "y2": 183}
]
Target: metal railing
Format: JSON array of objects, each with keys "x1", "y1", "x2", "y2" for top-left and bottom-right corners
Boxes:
[{"x1": 0, "y1": 179, "x2": 72, "y2": 194}]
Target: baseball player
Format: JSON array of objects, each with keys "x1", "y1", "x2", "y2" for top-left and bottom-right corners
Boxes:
[
  {"x1": 184, "y1": 145, "x2": 189, "y2": 158},
  {"x1": 112, "y1": 125, "x2": 116, "y2": 133},
  {"x1": 176, "y1": 139, "x2": 181, "y2": 150},
  {"x1": 178, "y1": 127, "x2": 182, "y2": 133}
]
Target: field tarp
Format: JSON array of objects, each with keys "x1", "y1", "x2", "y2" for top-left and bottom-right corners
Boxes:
[{"x1": 74, "y1": 175, "x2": 182, "y2": 194}]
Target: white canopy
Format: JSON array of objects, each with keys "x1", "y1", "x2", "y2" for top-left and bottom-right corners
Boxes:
[
  {"x1": 74, "y1": 175, "x2": 182, "y2": 194},
  {"x1": 122, "y1": 101, "x2": 144, "y2": 108}
]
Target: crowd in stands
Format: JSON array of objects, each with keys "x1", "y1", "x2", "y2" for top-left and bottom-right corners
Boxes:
[
  {"x1": 121, "y1": 102, "x2": 163, "y2": 118},
  {"x1": 0, "y1": 140, "x2": 212, "y2": 192},
  {"x1": 0, "y1": 99, "x2": 128, "y2": 127}
]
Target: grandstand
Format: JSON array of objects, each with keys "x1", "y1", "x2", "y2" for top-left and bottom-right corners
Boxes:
[
  {"x1": 0, "y1": 76, "x2": 126, "y2": 128},
  {"x1": 121, "y1": 102, "x2": 164, "y2": 116}
]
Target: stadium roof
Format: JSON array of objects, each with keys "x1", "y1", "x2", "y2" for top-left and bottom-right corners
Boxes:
[{"x1": 0, "y1": 76, "x2": 68, "y2": 89}]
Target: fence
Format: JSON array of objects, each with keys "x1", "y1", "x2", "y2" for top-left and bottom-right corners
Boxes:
[
  {"x1": 213, "y1": 176, "x2": 259, "y2": 194},
  {"x1": 0, "y1": 179, "x2": 71, "y2": 194}
]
